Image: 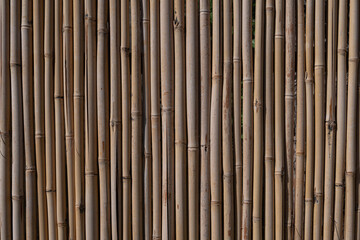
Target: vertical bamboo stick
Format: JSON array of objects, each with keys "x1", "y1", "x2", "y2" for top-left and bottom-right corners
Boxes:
[
  {"x1": 344, "y1": 0, "x2": 359, "y2": 238},
  {"x1": 186, "y1": 0, "x2": 200, "y2": 239},
  {"x1": 210, "y1": 0, "x2": 223, "y2": 238},
  {"x1": 264, "y1": 0, "x2": 275, "y2": 238},
  {"x1": 333, "y1": 1, "x2": 347, "y2": 239}
]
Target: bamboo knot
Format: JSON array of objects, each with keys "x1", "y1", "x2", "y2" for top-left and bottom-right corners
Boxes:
[
  {"x1": 0, "y1": 131, "x2": 10, "y2": 138},
  {"x1": 275, "y1": 34, "x2": 284, "y2": 39},
  {"x1": 99, "y1": 157, "x2": 110, "y2": 164},
  {"x1": 235, "y1": 164, "x2": 243, "y2": 169},
  {"x1": 223, "y1": 173, "x2": 234, "y2": 179},
  {"x1": 85, "y1": 171, "x2": 98, "y2": 177},
  {"x1": 265, "y1": 156, "x2": 274, "y2": 162},
  {"x1": 97, "y1": 28, "x2": 108, "y2": 35},
  {"x1": 35, "y1": 133, "x2": 45, "y2": 138},
  {"x1": 173, "y1": 19, "x2": 184, "y2": 31},
  {"x1": 144, "y1": 153, "x2": 152, "y2": 159},
  {"x1": 349, "y1": 57, "x2": 359, "y2": 63},
  {"x1": 305, "y1": 198, "x2": 313, "y2": 203},
  {"x1": 11, "y1": 195, "x2": 24, "y2": 201},
  {"x1": 174, "y1": 140, "x2": 186, "y2": 146},
  {"x1": 73, "y1": 94, "x2": 85, "y2": 99},
  {"x1": 253, "y1": 217, "x2": 261, "y2": 223},
  {"x1": 57, "y1": 222, "x2": 67, "y2": 228},
  {"x1": 25, "y1": 166, "x2": 36, "y2": 172},
  {"x1": 327, "y1": 121, "x2": 336, "y2": 131},
  {"x1": 242, "y1": 199, "x2": 252, "y2": 204},
  {"x1": 337, "y1": 48, "x2": 347, "y2": 56},
  {"x1": 199, "y1": 9, "x2": 210, "y2": 15},
  {"x1": 84, "y1": 14, "x2": 96, "y2": 22},
  {"x1": 44, "y1": 53, "x2": 54, "y2": 59},
  {"x1": 122, "y1": 176, "x2": 131, "y2": 181},
  {"x1": 75, "y1": 203, "x2": 85, "y2": 212},
  {"x1": 212, "y1": 74, "x2": 223, "y2": 81},
  {"x1": 152, "y1": 235, "x2": 162, "y2": 240},
  {"x1": 110, "y1": 120, "x2": 121, "y2": 126},
  {"x1": 233, "y1": 57, "x2": 241, "y2": 63},
  {"x1": 10, "y1": 62, "x2": 21, "y2": 68},
  {"x1": 266, "y1": 5, "x2": 275, "y2": 11},
  {"x1": 161, "y1": 107, "x2": 174, "y2": 113},
  {"x1": 131, "y1": 111, "x2": 142, "y2": 119},
  {"x1": 305, "y1": 76, "x2": 314, "y2": 84},
  {"x1": 188, "y1": 146, "x2": 199, "y2": 151},
  {"x1": 21, "y1": 23, "x2": 32, "y2": 30},
  {"x1": 334, "y1": 183, "x2": 344, "y2": 188},
  {"x1": 211, "y1": 200, "x2": 222, "y2": 206},
  {"x1": 121, "y1": 47, "x2": 131, "y2": 55},
  {"x1": 45, "y1": 189, "x2": 56, "y2": 193},
  {"x1": 142, "y1": 18, "x2": 150, "y2": 23},
  {"x1": 275, "y1": 170, "x2": 284, "y2": 176},
  {"x1": 66, "y1": 134, "x2": 74, "y2": 139},
  {"x1": 253, "y1": 99, "x2": 263, "y2": 110},
  {"x1": 243, "y1": 77, "x2": 253, "y2": 83},
  {"x1": 314, "y1": 65, "x2": 325, "y2": 70},
  {"x1": 54, "y1": 95, "x2": 64, "y2": 100},
  {"x1": 62, "y1": 26, "x2": 73, "y2": 33}
]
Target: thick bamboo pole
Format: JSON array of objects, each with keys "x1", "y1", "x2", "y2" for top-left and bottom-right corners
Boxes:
[
  {"x1": 253, "y1": 0, "x2": 264, "y2": 238},
  {"x1": 186, "y1": 0, "x2": 200, "y2": 239},
  {"x1": 333, "y1": 1, "x2": 347, "y2": 239},
  {"x1": 21, "y1": 0, "x2": 37, "y2": 238},
  {"x1": 264, "y1": 0, "x2": 274, "y2": 238},
  {"x1": 294, "y1": 0, "x2": 305, "y2": 239},
  {"x1": 344, "y1": 0, "x2": 359, "y2": 238},
  {"x1": 160, "y1": 0, "x2": 175, "y2": 238},
  {"x1": 85, "y1": 0, "x2": 99, "y2": 238},
  {"x1": 210, "y1": 0, "x2": 223, "y2": 238},
  {"x1": 33, "y1": 0, "x2": 48, "y2": 238},
  {"x1": 174, "y1": 0, "x2": 187, "y2": 237},
  {"x1": 0, "y1": 0, "x2": 12, "y2": 238},
  {"x1": 150, "y1": 0, "x2": 161, "y2": 238}
]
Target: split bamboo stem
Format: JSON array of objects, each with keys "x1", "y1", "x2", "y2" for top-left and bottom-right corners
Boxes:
[
  {"x1": 186, "y1": 0, "x2": 200, "y2": 239},
  {"x1": 210, "y1": 0, "x2": 223, "y2": 238},
  {"x1": 264, "y1": 0, "x2": 275, "y2": 238}
]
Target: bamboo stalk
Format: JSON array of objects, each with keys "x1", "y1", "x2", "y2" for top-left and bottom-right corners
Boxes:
[
  {"x1": 344, "y1": 0, "x2": 359, "y2": 238},
  {"x1": 294, "y1": 0, "x2": 305, "y2": 239},
  {"x1": 210, "y1": 0, "x2": 223, "y2": 238},
  {"x1": 264, "y1": 0, "x2": 274, "y2": 238},
  {"x1": 253, "y1": 0, "x2": 264, "y2": 238},
  {"x1": 333, "y1": 1, "x2": 347, "y2": 239}
]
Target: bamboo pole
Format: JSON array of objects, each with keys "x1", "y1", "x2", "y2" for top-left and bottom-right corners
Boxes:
[
  {"x1": 253, "y1": 0, "x2": 264, "y2": 238},
  {"x1": 160, "y1": 0, "x2": 175, "y2": 238},
  {"x1": 73, "y1": 0, "x2": 85, "y2": 238},
  {"x1": 274, "y1": 0, "x2": 285, "y2": 238},
  {"x1": 210, "y1": 0, "x2": 223, "y2": 238},
  {"x1": 21, "y1": 0, "x2": 37, "y2": 238},
  {"x1": 85, "y1": 0, "x2": 99, "y2": 238},
  {"x1": 174, "y1": 0, "x2": 187, "y2": 237},
  {"x1": 186, "y1": 0, "x2": 200, "y2": 239},
  {"x1": 333, "y1": 1, "x2": 347, "y2": 239},
  {"x1": 0, "y1": 0, "x2": 12, "y2": 238},
  {"x1": 233, "y1": 0, "x2": 242, "y2": 238},
  {"x1": 33, "y1": 0, "x2": 48, "y2": 238},
  {"x1": 304, "y1": 0, "x2": 315, "y2": 238},
  {"x1": 264, "y1": 0, "x2": 274, "y2": 238},
  {"x1": 294, "y1": 0, "x2": 305, "y2": 239},
  {"x1": 150, "y1": 0, "x2": 162, "y2": 238},
  {"x1": 344, "y1": 0, "x2": 359, "y2": 238}
]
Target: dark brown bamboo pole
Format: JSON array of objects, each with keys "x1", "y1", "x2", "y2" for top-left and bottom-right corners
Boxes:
[
  {"x1": 333, "y1": 1, "x2": 347, "y2": 239},
  {"x1": 150, "y1": 0, "x2": 161, "y2": 238},
  {"x1": 160, "y1": 0, "x2": 175, "y2": 238},
  {"x1": 85, "y1": 0, "x2": 99, "y2": 238},
  {"x1": 33, "y1": 0, "x2": 48, "y2": 238},
  {"x1": 186, "y1": 0, "x2": 200, "y2": 239},
  {"x1": 264, "y1": 0, "x2": 274, "y2": 238},
  {"x1": 0, "y1": 0, "x2": 12, "y2": 238},
  {"x1": 253, "y1": 0, "x2": 264, "y2": 238},
  {"x1": 21, "y1": 0, "x2": 37, "y2": 238},
  {"x1": 210, "y1": 0, "x2": 223, "y2": 238},
  {"x1": 344, "y1": 0, "x2": 359, "y2": 238}
]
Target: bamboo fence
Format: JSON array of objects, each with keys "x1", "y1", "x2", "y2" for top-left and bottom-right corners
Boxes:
[{"x1": 1, "y1": 0, "x2": 360, "y2": 239}]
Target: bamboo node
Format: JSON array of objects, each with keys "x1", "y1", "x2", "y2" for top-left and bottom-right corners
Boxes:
[
  {"x1": 110, "y1": 120, "x2": 121, "y2": 126},
  {"x1": 73, "y1": 94, "x2": 85, "y2": 99},
  {"x1": 243, "y1": 77, "x2": 253, "y2": 83},
  {"x1": 98, "y1": 157, "x2": 110, "y2": 164},
  {"x1": 10, "y1": 62, "x2": 22, "y2": 68},
  {"x1": 44, "y1": 53, "x2": 54, "y2": 59},
  {"x1": 0, "y1": 131, "x2": 10, "y2": 139},
  {"x1": 305, "y1": 198, "x2": 313, "y2": 203},
  {"x1": 84, "y1": 14, "x2": 96, "y2": 22},
  {"x1": 131, "y1": 111, "x2": 142, "y2": 119},
  {"x1": 266, "y1": 5, "x2": 275, "y2": 12},
  {"x1": 243, "y1": 199, "x2": 252, "y2": 204},
  {"x1": 223, "y1": 173, "x2": 234, "y2": 179},
  {"x1": 199, "y1": 9, "x2": 210, "y2": 15},
  {"x1": 334, "y1": 183, "x2": 344, "y2": 188},
  {"x1": 57, "y1": 222, "x2": 67, "y2": 228},
  {"x1": 188, "y1": 146, "x2": 199, "y2": 151},
  {"x1": 75, "y1": 203, "x2": 85, "y2": 212},
  {"x1": 337, "y1": 48, "x2": 347, "y2": 56},
  {"x1": 349, "y1": 57, "x2": 359, "y2": 63},
  {"x1": 235, "y1": 164, "x2": 243, "y2": 169},
  {"x1": 45, "y1": 189, "x2": 56, "y2": 193},
  {"x1": 211, "y1": 200, "x2": 222, "y2": 206},
  {"x1": 11, "y1": 195, "x2": 24, "y2": 201},
  {"x1": 264, "y1": 156, "x2": 274, "y2": 162},
  {"x1": 305, "y1": 76, "x2": 314, "y2": 84},
  {"x1": 66, "y1": 134, "x2": 74, "y2": 139},
  {"x1": 233, "y1": 57, "x2": 241, "y2": 63},
  {"x1": 212, "y1": 74, "x2": 223, "y2": 81},
  {"x1": 253, "y1": 99, "x2": 263, "y2": 110},
  {"x1": 21, "y1": 23, "x2": 32, "y2": 30},
  {"x1": 174, "y1": 140, "x2": 186, "y2": 146},
  {"x1": 173, "y1": 18, "x2": 184, "y2": 31},
  {"x1": 35, "y1": 133, "x2": 45, "y2": 138},
  {"x1": 121, "y1": 47, "x2": 131, "y2": 55},
  {"x1": 62, "y1": 26, "x2": 73, "y2": 33},
  {"x1": 152, "y1": 235, "x2": 162, "y2": 240},
  {"x1": 161, "y1": 107, "x2": 174, "y2": 113},
  {"x1": 97, "y1": 28, "x2": 109, "y2": 35},
  {"x1": 314, "y1": 65, "x2": 325, "y2": 70},
  {"x1": 275, "y1": 34, "x2": 284, "y2": 39},
  {"x1": 253, "y1": 217, "x2": 261, "y2": 223},
  {"x1": 85, "y1": 171, "x2": 98, "y2": 176},
  {"x1": 25, "y1": 165, "x2": 36, "y2": 172},
  {"x1": 275, "y1": 170, "x2": 284, "y2": 176},
  {"x1": 55, "y1": 95, "x2": 64, "y2": 100}
]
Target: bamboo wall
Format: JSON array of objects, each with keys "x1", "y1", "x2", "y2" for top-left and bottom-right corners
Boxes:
[{"x1": 0, "y1": 0, "x2": 359, "y2": 239}]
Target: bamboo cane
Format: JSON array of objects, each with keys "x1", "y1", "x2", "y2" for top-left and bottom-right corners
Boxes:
[
  {"x1": 323, "y1": 0, "x2": 337, "y2": 238},
  {"x1": 21, "y1": 0, "x2": 37, "y2": 238},
  {"x1": 357, "y1": 39, "x2": 360, "y2": 240},
  {"x1": 274, "y1": 0, "x2": 285, "y2": 238},
  {"x1": 304, "y1": 0, "x2": 315, "y2": 238},
  {"x1": 0, "y1": 0, "x2": 12, "y2": 238},
  {"x1": 160, "y1": 0, "x2": 175, "y2": 238},
  {"x1": 150, "y1": 0, "x2": 162, "y2": 238},
  {"x1": 33, "y1": 0, "x2": 48, "y2": 238},
  {"x1": 210, "y1": 0, "x2": 223, "y2": 238},
  {"x1": 85, "y1": 0, "x2": 99, "y2": 238},
  {"x1": 253, "y1": 0, "x2": 264, "y2": 238},
  {"x1": 174, "y1": 0, "x2": 187, "y2": 237},
  {"x1": 333, "y1": 1, "x2": 347, "y2": 239},
  {"x1": 186, "y1": 0, "x2": 200, "y2": 239},
  {"x1": 294, "y1": 0, "x2": 305, "y2": 239},
  {"x1": 264, "y1": 0, "x2": 274, "y2": 238},
  {"x1": 344, "y1": 0, "x2": 359, "y2": 238},
  {"x1": 73, "y1": 0, "x2": 85, "y2": 238}
]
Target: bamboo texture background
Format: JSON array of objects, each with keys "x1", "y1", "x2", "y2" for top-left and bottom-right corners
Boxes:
[{"x1": 0, "y1": 0, "x2": 359, "y2": 239}]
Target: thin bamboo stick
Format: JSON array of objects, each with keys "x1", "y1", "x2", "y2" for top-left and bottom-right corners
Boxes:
[
  {"x1": 210, "y1": 0, "x2": 223, "y2": 238},
  {"x1": 264, "y1": 0, "x2": 274, "y2": 238}
]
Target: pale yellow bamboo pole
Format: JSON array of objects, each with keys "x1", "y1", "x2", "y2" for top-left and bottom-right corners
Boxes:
[
  {"x1": 73, "y1": 0, "x2": 85, "y2": 238},
  {"x1": 186, "y1": 0, "x2": 200, "y2": 239},
  {"x1": 323, "y1": 0, "x2": 337, "y2": 238},
  {"x1": 264, "y1": 0, "x2": 274, "y2": 238},
  {"x1": 150, "y1": 0, "x2": 162, "y2": 237},
  {"x1": 33, "y1": 0, "x2": 48, "y2": 238},
  {"x1": 0, "y1": 0, "x2": 12, "y2": 238},
  {"x1": 294, "y1": 0, "x2": 305, "y2": 239},
  {"x1": 304, "y1": 0, "x2": 315, "y2": 238},
  {"x1": 174, "y1": 0, "x2": 187, "y2": 237},
  {"x1": 333, "y1": 1, "x2": 347, "y2": 239},
  {"x1": 357, "y1": 41, "x2": 360, "y2": 240},
  {"x1": 210, "y1": 0, "x2": 223, "y2": 238},
  {"x1": 63, "y1": 0, "x2": 75, "y2": 237},
  {"x1": 85, "y1": 0, "x2": 99, "y2": 238},
  {"x1": 233, "y1": 0, "x2": 242, "y2": 238},
  {"x1": 344, "y1": 0, "x2": 359, "y2": 238},
  {"x1": 274, "y1": 0, "x2": 285, "y2": 238},
  {"x1": 253, "y1": 0, "x2": 264, "y2": 238},
  {"x1": 21, "y1": 0, "x2": 37, "y2": 238}
]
